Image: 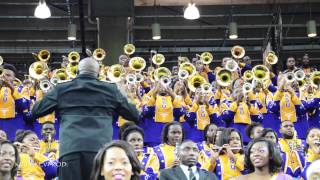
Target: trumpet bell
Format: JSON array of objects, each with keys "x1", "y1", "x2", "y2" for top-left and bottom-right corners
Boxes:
[
  {"x1": 66, "y1": 62, "x2": 78, "y2": 79},
  {"x1": 178, "y1": 69, "x2": 189, "y2": 80},
  {"x1": 200, "y1": 52, "x2": 213, "y2": 65},
  {"x1": 225, "y1": 59, "x2": 239, "y2": 72},
  {"x1": 216, "y1": 69, "x2": 232, "y2": 87},
  {"x1": 29, "y1": 61, "x2": 49, "y2": 80},
  {"x1": 152, "y1": 54, "x2": 165, "y2": 66},
  {"x1": 231, "y1": 45, "x2": 245, "y2": 59},
  {"x1": 129, "y1": 57, "x2": 146, "y2": 72},
  {"x1": 188, "y1": 75, "x2": 206, "y2": 92},
  {"x1": 68, "y1": 51, "x2": 80, "y2": 63},
  {"x1": 201, "y1": 82, "x2": 212, "y2": 94},
  {"x1": 243, "y1": 70, "x2": 253, "y2": 82},
  {"x1": 294, "y1": 69, "x2": 305, "y2": 81},
  {"x1": 179, "y1": 62, "x2": 196, "y2": 77},
  {"x1": 126, "y1": 74, "x2": 136, "y2": 84},
  {"x1": 38, "y1": 50, "x2": 51, "y2": 62},
  {"x1": 135, "y1": 73, "x2": 144, "y2": 83},
  {"x1": 108, "y1": 64, "x2": 124, "y2": 83},
  {"x1": 93, "y1": 48, "x2": 106, "y2": 61},
  {"x1": 124, "y1": 44, "x2": 135, "y2": 55},
  {"x1": 40, "y1": 79, "x2": 52, "y2": 92},
  {"x1": 160, "y1": 76, "x2": 171, "y2": 87},
  {"x1": 252, "y1": 65, "x2": 270, "y2": 81},
  {"x1": 154, "y1": 67, "x2": 172, "y2": 82},
  {"x1": 243, "y1": 82, "x2": 253, "y2": 93},
  {"x1": 266, "y1": 51, "x2": 278, "y2": 65},
  {"x1": 310, "y1": 71, "x2": 320, "y2": 88}
]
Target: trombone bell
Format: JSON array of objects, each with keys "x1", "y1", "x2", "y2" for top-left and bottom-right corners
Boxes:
[{"x1": 40, "y1": 79, "x2": 52, "y2": 92}]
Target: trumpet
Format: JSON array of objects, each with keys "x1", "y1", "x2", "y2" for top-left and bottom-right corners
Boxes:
[
  {"x1": 135, "y1": 73, "x2": 144, "y2": 83},
  {"x1": 124, "y1": 43, "x2": 135, "y2": 55},
  {"x1": 252, "y1": 65, "x2": 269, "y2": 82},
  {"x1": 68, "y1": 51, "x2": 80, "y2": 64},
  {"x1": 160, "y1": 76, "x2": 171, "y2": 87},
  {"x1": 243, "y1": 70, "x2": 253, "y2": 82},
  {"x1": 285, "y1": 72, "x2": 295, "y2": 83},
  {"x1": 37, "y1": 49, "x2": 51, "y2": 62},
  {"x1": 152, "y1": 53, "x2": 165, "y2": 66},
  {"x1": 126, "y1": 74, "x2": 136, "y2": 84},
  {"x1": 40, "y1": 79, "x2": 52, "y2": 92},
  {"x1": 243, "y1": 82, "x2": 253, "y2": 93},
  {"x1": 188, "y1": 74, "x2": 206, "y2": 92},
  {"x1": 154, "y1": 67, "x2": 171, "y2": 82},
  {"x1": 216, "y1": 69, "x2": 232, "y2": 87},
  {"x1": 310, "y1": 71, "x2": 320, "y2": 88},
  {"x1": 29, "y1": 61, "x2": 49, "y2": 80},
  {"x1": 93, "y1": 48, "x2": 106, "y2": 61},
  {"x1": 179, "y1": 62, "x2": 196, "y2": 77},
  {"x1": 107, "y1": 64, "x2": 124, "y2": 83},
  {"x1": 265, "y1": 51, "x2": 278, "y2": 65},
  {"x1": 201, "y1": 82, "x2": 212, "y2": 94},
  {"x1": 294, "y1": 69, "x2": 305, "y2": 81},
  {"x1": 200, "y1": 52, "x2": 213, "y2": 64},
  {"x1": 231, "y1": 45, "x2": 245, "y2": 59},
  {"x1": 129, "y1": 57, "x2": 146, "y2": 72},
  {"x1": 66, "y1": 62, "x2": 78, "y2": 79},
  {"x1": 225, "y1": 59, "x2": 239, "y2": 72},
  {"x1": 178, "y1": 69, "x2": 189, "y2": 80}
]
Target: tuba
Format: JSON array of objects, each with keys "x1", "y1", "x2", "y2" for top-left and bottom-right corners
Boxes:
[
  {"x1": 129, "y1": 57, "x2": 146, "y2": 72},
  {"x1": 107, "y1": 64, "x2": 124, "y2": 83},
  {"x1": 179, "y1": 62, "x2": 196, "y2": 77},
  {"x1": 225, "y1": 59, "x2": 239, "y2": 72},
  {"x1": 68, "y1": 51, "x2": 80, "y2": 64},
  {"x1": 216, "y1": 69, "x2": 232, "y2": 87},
  {"x1": 252, "y1": 65, "x2": 270, "y2": 82},
  {"x1": 37, "y1": 50, "x2": 51, "y2": 62},
  {"x1": 124, "y1": 44, "x2": 135, "y2": 55},
  {"x1": 231, "y1": 45, "x2": 245, "y2": 59},
  {"x1": 93, "y1": 48, "x2": 106, "y2": 62},
  {"x1": 29, "y1": 61, "x2": 49, "y2": 80},
  {"x1": 154, "y1": 67, "x2": 171, "y2": 82},
  {"x1": 265, "y1": 51, "x2": 278, "y2": 65},
  {"x1": 188, "y1": 74, "x2": 206, "y2": 92},
  {"x1": 310, "y1": 71, "x2": 320, "y2": 88},
  {"x1": 152, "y1": 53, "x2": 165, "y2": 66},
  {"x1": 243, "y1": 70, "x2": 254, "y2": 82},
  {"x1": 200, "y1": 52, "x2": 213, "y2": 64}
]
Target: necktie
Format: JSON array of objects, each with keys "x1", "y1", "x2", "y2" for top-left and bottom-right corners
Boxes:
[{"x1": 188, "y1": 167, "x2": 196, "y2": 180}]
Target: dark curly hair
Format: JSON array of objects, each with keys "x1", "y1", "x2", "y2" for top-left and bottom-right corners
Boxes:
[
  {"x1": 0, "y1": 140, "x2": 20, "y2": 179},
  {"x1": 245, "y1": 122, "x2": 262, "y2": 139},
  {"x1": 260, "y1": 128, "x2": 279, "y2": 143},
  {"x1": 161, "y1": 121, "x2": 184, "y2": 144},
  {"x1": 121, "y1": 125, "x2": 144, "y2": 141},
  {"x1": 15, "y1": 129, "x2": 36, "y2": 143},
  {"x1": 216, "y1": 128, "x2": 244, "y2": 154},
  {"x1": 203, "y1": 124, "x2": 218, "y2": 143},
  {"x1": 90, "y1": 140, "x2": 141, "y2": 180},
  {"x1": 245, "y1": 137, "x2": 282, "y2": 174},
  {"x1": 305, "y1": 127, "x2": 320, "y2": 153}
]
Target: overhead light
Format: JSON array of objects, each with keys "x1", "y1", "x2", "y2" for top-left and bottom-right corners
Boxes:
[
  {"x1": 68, "y1": 23, "x2": 77, "y2": 41},
  {"x1": 307, "y1": 20, "x2": 317, "y2": 37},
  {"x1": 229, "y1": 22, "x2": 238, "y2": 39},
  {"x1": 184, "y1": 3, "x2": 200, "y2": 20},
  {"x1": 34, "y1": 0, "x2": 51, "y2": 19},
  {"x1": 152, "y1": 23, "x2": 161, "y2": 40}
]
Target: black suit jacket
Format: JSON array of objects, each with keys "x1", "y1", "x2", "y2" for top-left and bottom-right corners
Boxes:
[{"x1": 159, "y1": 166, "x2": 218, "y2": 180}]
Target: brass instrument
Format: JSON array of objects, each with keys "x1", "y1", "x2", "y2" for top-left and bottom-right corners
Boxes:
[
  {"x1": 297, "y1": 80, "x2": 306, "y2": 89},
  {"x1": 216, "y1": 69, "x2": 232, "y2": 87},
  {"x1": 124, "y1": 44, "x2": 135, "y2": 55},
  {"x1": 200, "y1": 52, "x2": 213, "y2": 64},
  {"x1": 201, "y1": 82, "x2": 212, "y2": 94},
  {"x1": 51, "y1": 68, "x2": 68, "y2": 85},
  {"x1": 13, "y1": 78, "x2": 22, "y2": 87},
  {"x1": 265, "y1": 51, "x2": 278, "y2": 65},
  {"x1": 310, "y1": 71, "x2": 320, "y2": 88},
  {"x1": 243, "y1": 82, "x2": 253, "y2": 93},
  {"x1": 225, "y1": 59, "x2": 239, "y2": 72},
  {"x1": 188, "y1": 74, "x2": 206, "y2": 92},
  {"x1": 294, "y1": 69, "x2": 305, "y2": 81},
  {"x1": 66, "y1": 62, "x2": 78, "y2": 79},
  {"x1": 0, "y1": 67, "x2": 4, "y2": 77},
  {"x1": 0, "y1": 56, "x2": 3, "y2": 66},
  {"x1": 179, "y1": 62, "x2": 196, "y2": 77},
  {"x1": 68, "y1": 51, "x2": 80, "y2": 64},
  {"x1": 152, "y1": 53, "x2": 165, "y2": 66},
  {"x1": 243, "y1": 70, "x2": 253, "y2": 82},
  {"x1": 46, "y1": 134, "x2": 52, "y2": 153},
  {"x1": 126, "y1": 74, "x2": 136, "y2": 84},
  {"x1": 252, "y1": 65, "x2": 270, "y2": 82},
  {"x1": 37, "y1": 50, "x2": 51, "y2": 62},
  {"x1": 178, "y1": 56, "x2": 190, "y2": 65},
  {"x1": 93, "y1": 48, "x2": 106, "y2": 61},
  {"x1": 178, "y1": 69, "x2": 189, "y2": 80},
  {"x1": 40, "y1": 79, "x2": 52, "y2": 92},
  {"x1": 160, "y1": 76, "x2": 171, "y2": 87},
  {"x1": 285, "y1": 72, "x2": 295, "y2": 83},
  {"x1": 29, "y1": 61, "x2": 49, "y2": 80},
  {"x1": 135, "y1": 73, "x2": 144, "y2": 83},
  {"x1": 154, "y1": 67, "x2": 171, "y2": 82},
  {"x1": 129, "y1": 57, "x2": 146, "y2": 72},
  {"x1": 107, "y1": 64, "x2": 124, "y2": 83},
  {"x1": 231, "y1": 45, "x2": 245, "y2": 59}
]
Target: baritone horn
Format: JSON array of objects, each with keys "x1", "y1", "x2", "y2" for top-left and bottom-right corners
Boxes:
[
  {"x1": 93, "y1": 48, "x2": 106, "y2": 61},
  {"x1": 154, "y1": 67, "x2": 171, "y2": 82},
  {"x1": 225, "y1": 59, "x2": 239, "y2": 72},
  {"x1": 37, "y1": 50, "x2": 51, "y2": 62},
  {"x1": 188, "y1": 75, "x2": 206, "y2": 92},
  {"x1": 252, "y1": 65, "x2": 270, "y2": 82},
  {"x1": 152, "y1": 53, "x2": 165, "y2": 66},
  {"x1": 310, "y1": 71, "x2": 320, "y2": 88},
  {"x1": 29, "y1": 61, "x2": 49, "y2": 80},
  {"x1": 107, "y1": 64, "x2": 124, "y2": 83},
  {"x1": 216, "y1": 69, "x2": 232, "y2": 87},
  {"x1": 294, "y1": 69, "x2": 305, "y2": 81},
  {"x1": 124, "y1": 44, "x2": 135, "y2": 55},
  {"x1": 243, "y1": 70, "x2": 254, "y2": 82},
  {"x1": 129, "y1": 57, "x2": 146, "y2": 72},
  {"x1": 179, "y1": 62, "x2": 196, "y2": 77},
  {"x1": 231, "y1": 45, "x2": 245, "y2": 59},
  {"x1": 68, "y1": 51, "x2": 80, "y2": 64},
  {"x1": 201, "y1": 82, "x2": 212, "y2": 94},
  {"x1": 200, "y1": 52, "x2": 213, "y2": 64},
  {"x1": 265, "y1": 51, "x2": 278, "y2": 65},
  {"x1": 178, "y1": 69, "x2": 189, "y2": 80}
]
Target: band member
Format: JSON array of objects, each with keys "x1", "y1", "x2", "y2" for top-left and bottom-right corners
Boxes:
[
  {"x1": 283, "y1": 56, "x2": 298, "y2": 73},
  {"x1": 153, "y1": 122, "x2": 184, "y2": 171},
  {"x1": 0, "y1": 130, "x2": 7, "y2": 142},
  {"x1": 0, "y1": 141, "x2": 20, "y2": 180},
  {"x1": 245, "y1": 122, "x2": 264, "y2": 140},
  {"x1": 300, "y1": 54, "x2": 317, "y2": 75},
  {"x1": 39, "y1": 121, "x2": 59, "y2": 159}
]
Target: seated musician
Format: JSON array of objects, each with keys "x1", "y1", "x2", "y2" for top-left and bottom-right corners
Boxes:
[{"x1": 39, "y1": 121, "x2": 59, "y2": 159}]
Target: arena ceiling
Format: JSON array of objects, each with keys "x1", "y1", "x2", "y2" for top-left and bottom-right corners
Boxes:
[{"x1": 0, "y1": 0, "x2": 319, "y2": 76}]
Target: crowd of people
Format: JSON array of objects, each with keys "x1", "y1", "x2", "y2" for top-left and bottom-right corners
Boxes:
[{"x1": 0, "y1": 45, "x2": 320, "y2": 180}]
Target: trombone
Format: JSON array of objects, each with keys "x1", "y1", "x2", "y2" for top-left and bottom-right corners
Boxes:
[
  {"x1": 129, "y1": 57, "x2": 146, "y2": 72},
  {"x1": 152, "y1": 53, "x2": 165, "y2": 66},
  {"x1": 37, "y1": 50, "x2": 51, "y2": 62},
  {"x1": 285, "y1": 72, "x2": 295, "y2": 83},
  {"x1": 231, "y1": 45, "x2": 245, "y2": 59},
  {"x1": 160, "y1": 76, "x2": 171, "y2": 87},
  {"x1": 93, "y1": 48, "x2": 106, "y2": 62},
  {"x1": 126, "y1": 74, "x2": 136, "y2": 84},
  {"x1": 200, "y1": 52, "x2": 213, "y2": 65},
  {"x1": 124, "y1": 44, "x2": 135, "y2": 55}
]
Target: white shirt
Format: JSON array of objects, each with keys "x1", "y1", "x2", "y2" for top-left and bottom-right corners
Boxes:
[{"x1": 180, "y1": 164, "x2": 199, "y2": 180}]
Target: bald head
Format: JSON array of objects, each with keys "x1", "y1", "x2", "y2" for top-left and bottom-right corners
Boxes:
[{"x1": 78, "y1": 57, "x2": 100, "y2": 76}]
